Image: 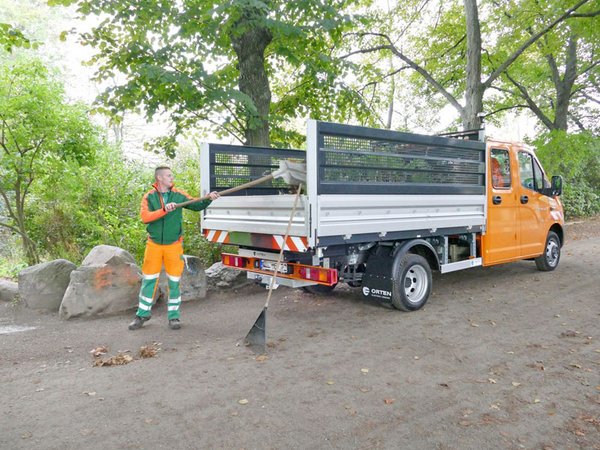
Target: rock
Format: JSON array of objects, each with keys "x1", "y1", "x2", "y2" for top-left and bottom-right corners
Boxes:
[
  {"x1": 81, "y1": 245, "x2": 137, "y2": 266},
  {"x1": 0, "y1": 279, "x2": 19, "y2": 302},
  {"x1": 59, "y1": 246, "x2": 141, "y2": 319},
  {"x1": 205, "y1": 261, "x2": 251, "y2": 290},
  {"x1": 19, "y1": 259, "x2": 76, "y2": 311},
  {"x1": 157, "y1": 255, "x2": 207, "y2": 302}
]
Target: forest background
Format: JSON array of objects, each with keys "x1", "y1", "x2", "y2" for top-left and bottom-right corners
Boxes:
[{"x1": 1, "y1": 0, "x2": 598, "y2": 277}]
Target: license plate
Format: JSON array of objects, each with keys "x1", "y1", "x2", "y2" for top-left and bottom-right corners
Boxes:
[{"x1": 261, "y1": 260, "x2": 288, "y2": 274}]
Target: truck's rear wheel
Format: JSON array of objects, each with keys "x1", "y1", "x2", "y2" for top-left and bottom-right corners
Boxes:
[
  {"x1": 535, "y1": 231, "x2": 561, "y2": 271},
  {"x1": 391, "y1": 253, "x2": 432, "y2": 311}
]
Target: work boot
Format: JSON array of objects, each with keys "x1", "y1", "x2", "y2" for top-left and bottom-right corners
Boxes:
[
  {"x1": 128, "y1": 315, "x2": 149, "y2": 330},
  {"x1": 168, "y1": 319, "x2": 181, "y2": 330}
]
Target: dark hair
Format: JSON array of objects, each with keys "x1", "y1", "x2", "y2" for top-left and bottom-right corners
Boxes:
[{"x1": 154, "y1": 166, "x2": 171, "y2": 180}]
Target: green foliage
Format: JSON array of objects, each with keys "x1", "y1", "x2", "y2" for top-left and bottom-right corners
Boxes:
[
  {"x1": 534, "y1": 130, "x2": 600, "y2": 218},
  {"x1": 0, "y1": 57, "x2": 100, "y2": 264},
  {"x1": 25, "y1": 145, "x2": 150, "y2": 264},
  {"x1": 0, "y1": 22, "x2": 31, "y2": 52},
  {"x1": 54, "y1": 0, "x2": 373, "y2": 151}
]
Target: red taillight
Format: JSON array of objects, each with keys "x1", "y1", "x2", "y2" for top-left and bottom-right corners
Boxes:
[
  {"x1": 222, "y1": 254, "x2": 246, "y2": 268},
  {"x1": 299, "y1": 267, "x2": 337, "y2": 284}
]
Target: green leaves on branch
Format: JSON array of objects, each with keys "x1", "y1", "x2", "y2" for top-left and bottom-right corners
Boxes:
[{"x1": 62, "y1": 0, "x2": 373, "y2": 151}]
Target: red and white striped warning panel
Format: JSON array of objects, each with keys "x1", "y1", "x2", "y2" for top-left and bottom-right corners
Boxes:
[
  {"x1": 203, "y1": 229, "x2": 230, "y2": 244},
  {"x1": 272, "y1": 235, "x2": 308, "y2": 252}
]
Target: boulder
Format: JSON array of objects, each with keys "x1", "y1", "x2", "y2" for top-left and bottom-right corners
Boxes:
[
  {"x1": 157, "y1": 255, "x2": 207, "y2": 302},
  {"x1": 59, "y1": 246, "x2": 141, "y2": 319},
  {"x1": 205, "y1": 261, "x2": 251, "y2": 290},
  {"x1": 19, "y1": 259, "x2": 76, "y2": 311},
  {"x1": 0, "y1": 279, "x2": 19, "y2": 302}
]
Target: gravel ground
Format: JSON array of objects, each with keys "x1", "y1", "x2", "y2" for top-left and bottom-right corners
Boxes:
[{"x1": 1, "y1": 217, "x2": 599, "y2": 450}]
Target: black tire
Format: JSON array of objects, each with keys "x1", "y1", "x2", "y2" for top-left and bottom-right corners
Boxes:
[
  {"x1": 302, "y1": 283, "x2": 337, "y2": 295},
  {"x1": 535, "y1": 231, "x2": 561, "y2": 271},
  {"x1": 391, "y1": 253, "x2": 432, "y2": 311}
]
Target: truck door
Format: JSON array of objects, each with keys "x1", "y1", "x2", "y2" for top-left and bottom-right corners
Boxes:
[
  {"x1": 517, "y1": 151, "x2": 550, "y2": 258},
  {"x1": 482, "y1": 147, "x2": 521, "y2": 265}
]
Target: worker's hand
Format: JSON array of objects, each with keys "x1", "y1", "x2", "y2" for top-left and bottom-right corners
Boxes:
[
  {"x1": 165, "y1": 202, "x2": 177, "y2": 212},
  {"x1": 208, "y1": 191, "x2": 220, "y2": 201}
]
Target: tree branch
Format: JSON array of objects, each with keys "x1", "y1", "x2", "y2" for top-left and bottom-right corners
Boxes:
[
  {"x1": 483, "y1": 0, "x2": 591, "y2": 89},
  {"x1": 346, "y1": 33, "x2": 464, "y2": 114},
  {"x1": 505, "y1": 72, "x2": 555, "y2": 130}
]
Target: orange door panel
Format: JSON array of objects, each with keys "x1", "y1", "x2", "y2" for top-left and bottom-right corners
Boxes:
[{"x1": 482, "y1": 147, "x2": 520, "y2": 265}]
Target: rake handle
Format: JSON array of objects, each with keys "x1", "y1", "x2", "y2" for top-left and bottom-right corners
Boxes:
[{"x1": 174, "y1": 173, "x2": 275, "y2": 209}]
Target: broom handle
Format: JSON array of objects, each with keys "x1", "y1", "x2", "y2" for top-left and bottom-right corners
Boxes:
[
  {"x1": 174, "y1": 173, "x2": 275, "y2": 209},
  {"x1": 264, "y1": 183, "x2": 303, "y2": 310}
]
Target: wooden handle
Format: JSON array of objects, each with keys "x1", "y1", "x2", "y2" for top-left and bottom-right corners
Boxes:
[{"x1": 174, "y1": 173, "x2": 275, "y2": 209}]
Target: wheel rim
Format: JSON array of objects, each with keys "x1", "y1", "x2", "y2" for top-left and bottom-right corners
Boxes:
[
  {"x1": 403, "y1": 265, "x2": 429, "y2": 304},
  {"x1": 546, "y1": 238, "x2": 560, "y2": 267}
]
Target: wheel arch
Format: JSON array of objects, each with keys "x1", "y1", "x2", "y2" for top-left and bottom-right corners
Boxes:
[
  {"x1": 393, "y1": 239, "x2": 440, "y2": 272},
  {"x1": 549, "y1": 224, "x2": 564, "y2": 246}
]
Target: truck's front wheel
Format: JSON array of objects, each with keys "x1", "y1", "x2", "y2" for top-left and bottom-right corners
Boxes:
[
  {"x1": 535, "y1": 231, "x2": 561, "y2": 271},
  {"x1": 391, "y1": 253, "x2": 432, "y2": 311}
]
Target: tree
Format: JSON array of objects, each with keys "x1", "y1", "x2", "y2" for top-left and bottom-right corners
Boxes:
[
  {"x1": 346, "y1": 0, "x2": 593, "y2": 131},
  {"x1": 0, "y1": 58, "x2": 98, "y2": 264},
  {"x1": 51, "y1": 0, "x2": 372, "y2": 151},
  {"x1": 491, "y1": 1, "x2": 600, "y2": 132}
]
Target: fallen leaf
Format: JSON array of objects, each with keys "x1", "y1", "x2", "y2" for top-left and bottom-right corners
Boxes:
[
  {"x1": 361, "y1": 368, "x2": 369, "y2": 373},
  {"x1": 144, "y1": 418, "x2": 153, "y2": 424},
  {"x1": 93, "y1": 353, "x2": 133, "y2": 367},
  {"x1": 512, "y1": 382, "x2": 521, "y2": 387},
  {"x1": 470, "y1": 323, "x2": 480, "y2": 328},
  {"x1": 359, "y1": 387, "x2": 371, "y2": 393},
  {"x1": 238, "y1": 399, "x2": 249, "y2": 405},
  {"x1": 488, "y1": 378, "x2": 497, "y2": 384},
  {"x1": 83, "y1": 391, "x2": 96, "y2": 396},
  {"x1": 560, "y1": 330, "x2": 579, "y2": 338},
  {"x1": 490, "y1": 404, "x2": 500, "y2": 410},
  {"x1": 35, "y1": 388, "x2": 44, "y2": 392},
  {"x1": 383, "y1": 398, "x2": 395, "y2": 405},
  {"x1": 570, "y1": 363, "x2": 582, "y2": 369},
  {"x1": 326, "y1": 381, "x2": 335, "y2": 385},
  {"x1": 89, "y1": 346, "x2": 108, "y2": 357},
  {"x1": 414, "y1": 356, "x2": 420, "y2": 360},
  {"x1": 533, "y1": 398, "x2": 541, "y2": 404},
  {"x1": 439, "y1": 383, "x2": 450, "y2": 388},
  {"x1": 573, "y1": 429, "x2": 585, "y2": 437},
  {"x1": 255, "y1": 355, "x2": 268, "y2": 362},
  {"x1": 139, "y1": 345, "x2": 159, "y2": 358}
]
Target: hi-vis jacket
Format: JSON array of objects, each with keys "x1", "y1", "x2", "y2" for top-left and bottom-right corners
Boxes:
[{"x1": 140, "y1": 183, "x2": 212, "y2": 245}]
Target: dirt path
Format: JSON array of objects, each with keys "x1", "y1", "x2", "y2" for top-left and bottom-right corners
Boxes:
[{"x1": 1, "y1": 218, "x2": 599, "y2": 450}]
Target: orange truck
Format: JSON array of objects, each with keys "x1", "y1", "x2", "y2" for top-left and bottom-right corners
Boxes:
[{"x1": 200, "y1": 120, "x2": 564, "y2": 311}]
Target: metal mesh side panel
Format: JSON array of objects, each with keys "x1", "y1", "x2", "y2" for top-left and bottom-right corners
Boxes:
[
  {"x1": 209, "y1": 145, "x2": 305, "y2": 195},
  {"x1": 318, "y1": 125, "x2": 485, "y2": 195}
]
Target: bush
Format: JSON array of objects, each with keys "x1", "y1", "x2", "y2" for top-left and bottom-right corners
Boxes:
[{"x1": 534, "y1": 131, "x2": 600, "y2": 218}]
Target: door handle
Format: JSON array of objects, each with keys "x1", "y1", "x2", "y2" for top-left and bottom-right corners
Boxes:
[
  {"x1": 492, "y1": 195, "x2": 502, "y2": 205},
  {"x1": 520, "y1": 195, "x2": 529, "y2": 204}
]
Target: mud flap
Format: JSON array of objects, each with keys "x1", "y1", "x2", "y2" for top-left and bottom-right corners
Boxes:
[{"x1": 361, "y1": 246, "x2": 394, "y2": 304}]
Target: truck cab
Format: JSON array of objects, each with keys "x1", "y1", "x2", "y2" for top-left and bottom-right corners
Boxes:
[{"x1": 483, "y1": 141, "x2": 564, "y2": 268}]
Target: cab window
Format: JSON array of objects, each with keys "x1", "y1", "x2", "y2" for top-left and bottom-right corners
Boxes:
[
  {"x1": 490, "y1": 149, "x2": 511, "y2": 189},
  {"x1": 518, "y1": 152, "x2": 549, "y2": 191}
]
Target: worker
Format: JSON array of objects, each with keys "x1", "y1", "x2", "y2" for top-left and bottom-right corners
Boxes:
[{"x1": 128, "y1": 166, "x2": 219, "y2": 331}]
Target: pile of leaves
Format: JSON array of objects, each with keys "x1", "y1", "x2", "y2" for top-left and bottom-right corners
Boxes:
[{"x1": 90, "y1": 344, "x2": 160, "y2": 367}]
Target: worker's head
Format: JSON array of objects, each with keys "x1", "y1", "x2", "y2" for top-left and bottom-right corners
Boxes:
[{"x1": 155, "y1": 166, "x2": 174, "y2": 190}]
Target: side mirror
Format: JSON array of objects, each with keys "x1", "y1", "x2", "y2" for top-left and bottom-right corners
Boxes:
[{"x1": 550, "y1": 175, "x2": 563, "y2": 196}]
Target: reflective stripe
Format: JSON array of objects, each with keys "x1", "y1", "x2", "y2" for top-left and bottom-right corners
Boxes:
[
  {"x1": 290, "y1": 236, "x2": 307, "y2": 252},
  {"x1": 167, "y1": 274, "x2": 181, "y2": 282},
  {"x1": 140, "y1": 295, "x2": 153, "y2": 303},
  {"x1": 142, "y1": 273, "x2": 160, "y2": 280},
  {"x1": 138, "y1": 302, "x2": 152, "y2": 311},
  {"x1": 168, "y1": 297, "x2": 181, "y2": 304},
  {"x1": 168, "y1": 305, "x2": 180, "y2": 311}
]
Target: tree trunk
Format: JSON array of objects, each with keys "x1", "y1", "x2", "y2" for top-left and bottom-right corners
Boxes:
[
  {"x1": 463, "y1": 0, "x2": 484, "y2": 130},
  {"x1": 552, "y1": 34, "x2": 578, "y2": 131},
  {"x1": 230, "y1": 6, "x2": 273, "y2": 147}
]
